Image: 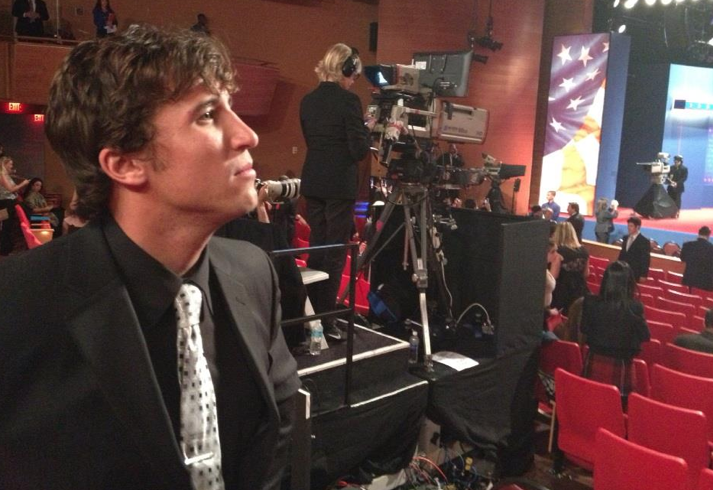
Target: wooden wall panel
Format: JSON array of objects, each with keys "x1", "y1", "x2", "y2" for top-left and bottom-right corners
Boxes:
[
  {"x1": 11, "y1": 42, "x2": 71, "y2": 105},
  {"x1": 378, "y1": 0, "x2": 546, "y2": 214}
]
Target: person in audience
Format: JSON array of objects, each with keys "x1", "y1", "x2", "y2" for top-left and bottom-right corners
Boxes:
[
  {"x1": 618, "y1": 215, "x2": 650, "y2": 282},
  {"x1": 541, "y1": 190, "x2": 560, "y2": 220},
  {"x1": 12, "y1": 0, "x2": 50, "y2": 37},
  {"x1": 581, "y1": 260, "x2": 650, "y2": 401},
  {"x1": 551, "y1": 222, "x2": 589, "y2": 315},
  {"x1": 22, "y1": 177, "x2": 64, "y2": 235},
  {"x1": 528, "y1": 204, "x2": 543, "y2": 219},
  {"x1": 544, "y1": 239, "x2": 563, "y2": 333},
  {"x1": 0, "y1": 25, "x2": 299, "y2": 490},
  {"x1": 594, "y1": 197, "x2": 618, "y2": 244},
  {"x1": 673, "y1": 308, "x2": 713, "y2": 354},
  {"x1": 190, "y1": 13, "x2": 211, "y2": 35},
  {"x1": 93, "y1": 0, "x2": 118, "y2": 37},
  {"x1": 566, "y1": 202, "x2": 584, "y2": 243},
  {"x1": 299, "y1": 43, "x2": 374, "y2": 341},
  {"x1": 61, "y1": 190, "x2": 87, "y2": 235},
  {"x1": 680, "y1": 225, "x2": 713, "y2": 292},
  {"x1": 0, "y1": 156, "x2": 30, "y2": 256}
]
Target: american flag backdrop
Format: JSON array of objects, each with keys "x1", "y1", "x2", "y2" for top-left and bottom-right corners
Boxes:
[{"x1": 540, "y1": 33, "x2": 611, "y2": 215}]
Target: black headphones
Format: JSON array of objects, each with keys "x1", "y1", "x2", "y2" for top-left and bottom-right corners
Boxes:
[{"x1": 341, "y1": 47, "x2": 360, "y2": 78}]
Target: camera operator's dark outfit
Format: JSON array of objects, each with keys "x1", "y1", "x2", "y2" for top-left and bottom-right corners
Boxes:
[
  {"x1": 299, "y1": 81, "x2": 371, "y2": 329},
  {"x1": 667, "y1": 160, "x2": 688, "y2": 213}
]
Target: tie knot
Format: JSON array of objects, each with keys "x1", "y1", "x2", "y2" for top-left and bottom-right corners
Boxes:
[{"x1": 175, "y1": 283, "x2": 203, "y2": 327}]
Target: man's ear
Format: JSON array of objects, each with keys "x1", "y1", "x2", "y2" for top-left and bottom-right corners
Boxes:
[{"x1": 98, "y1": 148, "x2": 148, "y2": 187}]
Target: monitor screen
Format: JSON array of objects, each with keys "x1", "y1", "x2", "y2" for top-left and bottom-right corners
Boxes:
[{"x1": 412, "y1": 50, "x2": 473, "y2": 97}]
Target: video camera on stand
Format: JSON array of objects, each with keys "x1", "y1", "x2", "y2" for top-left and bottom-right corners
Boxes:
[
  {"x1": 636, "y1": 152, "x2": 671, "y2": 185},
  {"x1": 363, "y1": 50, "x2": 489, "y2": 187}
]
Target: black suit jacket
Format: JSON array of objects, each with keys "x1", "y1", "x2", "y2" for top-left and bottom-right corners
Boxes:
[
  {"x1": 681, "y1": 237, "x2": 713, "y2": 291},
  {"x1": 567, "y1": 213, "x2": 584, "y2": 243},
  {"x1": 618, "y1": 233, "x2": 651, "y2": 280},
  {"x1": 12, "y1": 0, "x2": 49, "y2": 36},
  {"x1": 669, "y1": 163, "x2": 688, "y2": 193},
  {"x1": 0, "y1": 220, "x2": 300, "y2": 490},
  {"x1": 299, "y1": 81, "x2": 371, "y2": 200}
]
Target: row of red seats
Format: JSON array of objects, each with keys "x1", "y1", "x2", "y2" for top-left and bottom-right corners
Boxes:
[{"x1": 556, "y1": 364, "x2": 713, "y2": 490}]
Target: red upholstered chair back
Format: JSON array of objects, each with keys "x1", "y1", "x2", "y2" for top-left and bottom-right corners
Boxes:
[
  {"x1": 14, "y1": 203, "x2": 30, "y2": 227},
  {"x1": 588, "y1": 255, "x2": 610, "y2": 269},
  {"x1": 698, "y1": 468, "x2": 713, "y2": 490},
  {"x1": 535, "y1": 341, "x2": 583, "y2": 405},
  {"x1": 657, "y1": 297, "x2": 697, "y2": 327},
  {"x1": 664, "y1": 343, "x2": 713, "y2": 379},
  {"x1": 645, "y1": 305, "x2": 687, "y2": 332},
  {"x1": 19, "y1": 221, "x2": 42, "y2": 249},
  {"x1": 638, "y1": 292, "x2": 656, "y2": 308},
  {"x1": 666, "y1": 270, "x2": 684, "y2": 284},
  {"x1": 659, "y1": 280, "x2": 689, "y2": 294},
  {"x1": 636, "y1": 339, "x2": 662, "y2": 374},
  {"x1": 555, "y1": 368, "x2": 626, "y2": 470},
  {"x1": 668, "y1": 289, "x2": 704, "y2": 310},
  {"x1": 632, "y1": 359, "x2": 650, "y2": 397},
  {"x1": 651, "y1": 363, "x2": 713, "y2": 444},
  {"x1": 639, "y1": 283, "x2": 664, "y2": 298},
  {"x1": 646, "y1": 320, "x2": 677, "y2": 345},
  {"x1": 648, "y1": 268, "x2": 666, "y2": 282},
  {"x1": 294, "y1": 218, "x2": 311, "y2": 241},
  {"x1": 628, "y1": 393, "x2": 709, "y2": 490},
  {"x1": 594, "y1": 428, "x2": 689, "y2": 490}
]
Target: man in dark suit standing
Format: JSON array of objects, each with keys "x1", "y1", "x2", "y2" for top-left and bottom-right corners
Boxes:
[
  {"x1": 0, "y1": 25, "x2": 299, "y2": 490},
  {"x1": 681, "y1": 226, "x2": 713, "y2": 292},
  {"x1": 618, "y1": 216, "x2": 651, "y2": 281},
  {"x1": 12, "y1": 0, "x2": 50, "y2": 37},
  {"x1": 667, "y1": 154, "x2": 688, "y2": 217},
  {"x1": 566, "y1": 202, "x2": 584, "y2": 243}
]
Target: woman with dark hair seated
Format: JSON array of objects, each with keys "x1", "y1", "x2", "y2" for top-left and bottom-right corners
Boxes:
[
  {"x1": 22, "y1": 177, "x2": 64, "y2": 236},
  {"x1": 581, "y1": 260, "x2": 649, "y2": 402}
]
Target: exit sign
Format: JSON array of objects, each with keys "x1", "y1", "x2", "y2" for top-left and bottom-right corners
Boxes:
[{"x1": 7, "y1": 102, "x2": 22, "y2": 112}]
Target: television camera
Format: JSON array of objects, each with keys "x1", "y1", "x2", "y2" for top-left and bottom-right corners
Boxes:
[
  {"x1": 636, "y1": 152, "x2": 671, "y2": 185},
  {"x1": 363, "y1": 51, "x2": 489, "y2": 188}
]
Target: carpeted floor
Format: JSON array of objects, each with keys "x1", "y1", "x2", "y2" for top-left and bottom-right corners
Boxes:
[{"x1": 590, "y1": 207, "x2": 713, "y2": 235}]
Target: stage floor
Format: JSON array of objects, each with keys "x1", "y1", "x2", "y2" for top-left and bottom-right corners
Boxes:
[{"x1": 578, "y1": 207, "x2": 713, "y2": 245}]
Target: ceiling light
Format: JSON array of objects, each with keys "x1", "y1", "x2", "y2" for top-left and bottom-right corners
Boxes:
[
  {"x1": 645, "y1": 0, "x2": 656, "y2": 5},
  {"x1": 660, "y1": 0, "x2": 673, "y2": 4},
  {"x1": 618, "y1": 24, "x2": 628, "y2": 33},
  {"x1": 624, "y1": 0, "x2": 639, "y2": 7},
  {"x1": 613, "y1": 0, "x2": 621, "y2": 6}
]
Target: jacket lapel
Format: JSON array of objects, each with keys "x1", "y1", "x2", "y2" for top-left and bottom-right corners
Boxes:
[{"x1": 63, "y1": 223, "x2": 190, "y2": 488}]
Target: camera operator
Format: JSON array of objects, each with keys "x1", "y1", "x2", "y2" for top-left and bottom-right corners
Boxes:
[
  {"x1": 299, "y1": 43, "x2": 375, "y2": 340},
  {"x1": 667, "y1": 154, "x2": 687, "y2": 217}
]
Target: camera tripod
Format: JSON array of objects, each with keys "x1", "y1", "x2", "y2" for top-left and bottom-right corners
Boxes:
[{"x1": 340, "y1": 182, "x2": 455, "y2": 371}]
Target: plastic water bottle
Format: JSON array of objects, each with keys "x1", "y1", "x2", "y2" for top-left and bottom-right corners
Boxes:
[
  {"x1": 310, "y1": 323, "x2": 323, "y2": 356},
  {"x1": 408, "y1": 329, "x2": 420, "y2": 365}
]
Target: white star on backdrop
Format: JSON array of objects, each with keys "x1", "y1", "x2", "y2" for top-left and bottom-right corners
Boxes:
[
  {"x1": 585, "y1": 68, "x2": 600, "y2": 81},
  {"x1": 550, "y1": 117, "x2": 564, "y2": 133},
  {"x1": 603, "y1": 41, "x2": 609, "y2": 52},
  {"x1": 560, "y1": 77, "x2": 575, "y2": 92},
  {"x1": 557, "y1": 44, "x2": 572, "y2": 65},
  {"x1": 567, "y1": 96, "x2": 585, "y2": 111},
  {"x1": 579, "y1": 46, "x2": 593, "y2": 67}
]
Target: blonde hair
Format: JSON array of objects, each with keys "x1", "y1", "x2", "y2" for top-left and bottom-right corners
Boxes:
[
  {"x1": 0, "y1": 156, "x2": 11, "y2": 175},
  {"x1": 553, "y1": 222, "x2": 581, "y2": 249},
  {"x1": 315, "y1": 43, "x2": 361, "y2": 82},
  {"x1": 596, "y1": 197, "x2": 608, "y2": 214}
]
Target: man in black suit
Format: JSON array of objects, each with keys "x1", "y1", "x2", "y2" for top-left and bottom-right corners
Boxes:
[
  {"x1": 681, "y1": 226, "x2": 713, "y2": 292},
  {"x1": 299, "y1": 43, "x2": 374, "y2": 340},
  {"x1": 618, "y1": 216, "x2": 651, "y2": 281},
  {"x1": 0, "y1": 26, "x2": 299, "y2": 490},
  {"x1": 566, "y1": 202, "x2": 584, "y2": 243},
  {"x1": 12, "y1": 0, "x2": 50, "y2": 37},
  {"x1": 674, "y1": 309, "x2": 713, "y2": 354},
  {"x1": 667, "y1": 154, "x2": 688, "y2": 216}
]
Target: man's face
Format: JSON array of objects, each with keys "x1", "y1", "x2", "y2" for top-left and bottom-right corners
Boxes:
[
  {"x1": 141, "y1": 85, "x2": 258, "y2": 225},
  {"x1": 627, "y1": 222, "x2": 638, "y2": 236},
  {"x1": 547, "y1": 192, "x2": 555, "y2": 202}
]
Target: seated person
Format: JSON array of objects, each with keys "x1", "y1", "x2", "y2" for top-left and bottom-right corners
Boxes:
[
  {"x1": 22, "y1": 178, "x2": 64, "y2": 235},
  {"x1": 673, "y1": 308, "x2": 713, "y2": 354},
  {"x1": 61, "y1": 190, "x2": 87, "y2": 235}
]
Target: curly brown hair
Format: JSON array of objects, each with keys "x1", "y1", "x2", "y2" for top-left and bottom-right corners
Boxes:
[{"x1": 45, "y1": 24, "x2": 237, "y2": 220}]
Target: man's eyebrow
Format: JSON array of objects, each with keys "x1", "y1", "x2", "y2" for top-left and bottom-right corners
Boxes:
[{"x1": 191, "y1": 95, "x2": 221, "y2": 116}]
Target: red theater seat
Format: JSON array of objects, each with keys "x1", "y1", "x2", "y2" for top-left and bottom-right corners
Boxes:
[
  {"x1": 648, "y1": 268, "x2": 666, "y2": 282},
  {"x1": 668, "y1": 290, "x2": 704, "y2": 310},
  {"x1": 664, "y1": 343, "x2": 713, "y2": 379},
  {"x1": 645, "y1": 318, "x2": 678, "y2": 345},
  {"x1": 651, "y1": 363, "x2": 713, "y2": 445},
  {"x1": 628, "y1": 393, "x2": 709, "y2": 490},
  {"x1": 666, "y1": 270, "x2": 684, "y2": 284},
  {"x1": 594, "y1": 428, "x2": 689, "y2": 490},
  {"x1": 636, "y1": 339, "x2": 662, "y2": 374},
  {"x1": 652, "y1": 299, "x2": 696, "y2": 328},
  {"x1": 555, "y1": 369, "x2": 625, "y2": 470},
  {"x1": 699, "y1": 468, "x2": 713, "y2": 490}
]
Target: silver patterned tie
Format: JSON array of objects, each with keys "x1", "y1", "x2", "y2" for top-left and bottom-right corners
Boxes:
[{"x1": 174, "y1": 283, "x2": 224, "y2": 490}]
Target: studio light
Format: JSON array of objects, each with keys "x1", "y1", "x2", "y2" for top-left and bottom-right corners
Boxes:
[
  {"x1": 613, "y1": 0, "x2": 621, "y2": 6},
  {"x1": 661, "y1": 0, "x2": 673, "y2": 5},
  {"x1": 618, "y1": 23, "x2": 628, "y2": 33},
  {"x1": 624, "y1": 0, "x2": 639, "y2": 7},
  {"x1": 645, "y1": 0, "x2": 656, "y2": 5}
]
